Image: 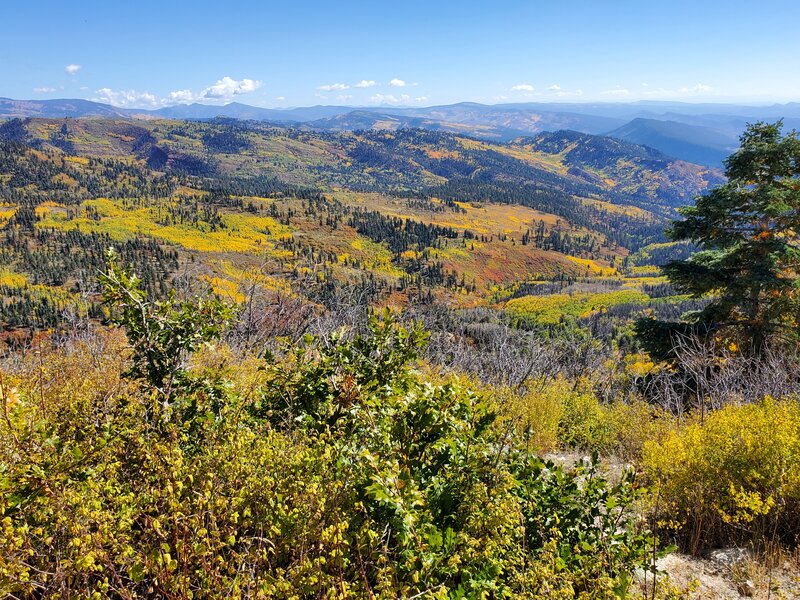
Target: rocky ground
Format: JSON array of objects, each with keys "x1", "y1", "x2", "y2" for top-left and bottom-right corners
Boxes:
[
  {"x1": 546, "y1": 453, "x2": 800, "y2": 599},
  {"x1": 638, "y1": 547, "x2": 800, "y2": 599}
]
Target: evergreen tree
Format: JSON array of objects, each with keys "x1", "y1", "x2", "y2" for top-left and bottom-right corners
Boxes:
[{"x1": 637, "y1": 121, "x2": 800, "y2": 357}]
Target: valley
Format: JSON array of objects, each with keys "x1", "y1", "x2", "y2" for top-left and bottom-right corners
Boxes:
[{"x1": 0, "y1": 116, "x2": 720, "y2": 335}]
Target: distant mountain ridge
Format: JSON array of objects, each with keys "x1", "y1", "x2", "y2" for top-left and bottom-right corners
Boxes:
[
  {"x1": 0, "y1": 97, "x2": 130, "y2": 118},
  {"x1": 0, "y1": 115, "x2": 723, "y2": 215},
  {"x1": 4, "y1": 96, "x2": 799, "y2": 124},
  {"x1": 607, "y1": 118, "x2": 738, "y2": 167},
  {"x1": 515, "y1": 130, "x2": 723, "y2": 207},
  {"x1": 3, "y1": 96, "x2": 799, "y2": 167}
]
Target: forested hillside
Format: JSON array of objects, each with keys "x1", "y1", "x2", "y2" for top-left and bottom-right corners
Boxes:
[{"x1": 0, "y1": 116, "x2": 720, "y2": 335}]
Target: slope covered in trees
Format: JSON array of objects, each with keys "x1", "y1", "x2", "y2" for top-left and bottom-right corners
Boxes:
[{"x1": 0, "y1": 116, "x2": 715, "y2": 335}]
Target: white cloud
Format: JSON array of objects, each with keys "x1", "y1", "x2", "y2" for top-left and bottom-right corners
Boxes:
[
  {"x1": 547, "y1": 84, "x2": 561, "y2": 91},
  {"x1": 388, "y1": 78, "x2": 406, "y2": 88},
  {"x1": 511, "y1": 83, "x2": 534, "y2": 92},
  {"x1": 275, "y1": 96, "x2": 285, "y2": 101},
  {"x1": 318, "y1": 82, "x2": 350, "y2": 91},
  {"x1": 370, "y1": 93, "x2": 397, "y2": 104},
  {"x1": 202, "y1": 76, "x2": 262, "y2": 99},
  {"x1": 94, "y1": 88, "x2": 159, "y2": 108},
  {"x1": 92, "y1": 75, "x2": 265, "y2": 108},
  {"x1": 600, "y1": 88, "x2": 630, "y2": 97},
  {"x1": 415, "y1": 96, "x2": 428, "y2": 103},
  {"x1": 337, "y1": 94, "x2": 353, "y2": 101},
  {"x1": 65, "y1": 64, "x2": 82, "y2": 75},
  {"x1": 33, "y1": 86, "x2": 57, "y2": 93},
  {"x1": 167, "y1": 89, "x2": 196, "y2": 104},
  {"x1": 355, "y1": 79, "x2": 377, "y2": 88}
]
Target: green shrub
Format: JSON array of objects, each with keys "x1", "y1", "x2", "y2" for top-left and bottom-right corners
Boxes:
[
  {"x1": 99, "y1": 247, "x2": 235, "y2": 402},
  {"x1": 255, "y1": 310, "x2": 655, "y2": 596},
  {"x1": 514, "y1": 455, "x2": 652, "y2": 597}
]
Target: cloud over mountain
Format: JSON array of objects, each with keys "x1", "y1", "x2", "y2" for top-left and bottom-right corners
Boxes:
[{"x1": 203, "y1": 77, "x2": 262, "y2": 99}]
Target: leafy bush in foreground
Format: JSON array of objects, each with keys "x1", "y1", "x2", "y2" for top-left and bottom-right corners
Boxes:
[{"x1": 0, "y1": 261, "x2": 656, "y2": 598}]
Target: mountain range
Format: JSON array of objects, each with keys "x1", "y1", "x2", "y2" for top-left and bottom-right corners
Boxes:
[{"x1": 3, "y1": 97, "x2": 800, "y2": 167}]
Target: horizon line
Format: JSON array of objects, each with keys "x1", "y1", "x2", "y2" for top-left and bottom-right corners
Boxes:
[{"x1": 2, "y1": 96, "x2": 800, "y2": 113}]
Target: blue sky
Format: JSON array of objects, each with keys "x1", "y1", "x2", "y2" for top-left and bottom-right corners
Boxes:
[{"x1": 3, "y1": 0, "x2": 799, "y2": 108}]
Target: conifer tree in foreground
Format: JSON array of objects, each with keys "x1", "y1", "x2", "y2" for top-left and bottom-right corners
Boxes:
[{"x1": 637, "y1": 121, "x2": 800, "y2": 358}]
